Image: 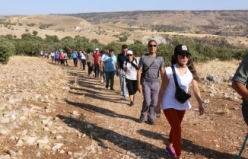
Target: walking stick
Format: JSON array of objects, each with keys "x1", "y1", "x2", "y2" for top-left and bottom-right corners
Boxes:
[{"x1": 237, "y1": 133, "x2": 248, "y2": 159}]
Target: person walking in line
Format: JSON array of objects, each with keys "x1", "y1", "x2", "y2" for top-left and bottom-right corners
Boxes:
[
  {"x1": 93, "y1": 48, "x2": 101, "y2": 78},
  {"x1": 103, "y1": 49, "x2": 117, "y2": 90},
  {"x1": 59, "y1": 50, "x2": 65, "y2": 65},
  {"x1": 55, "y1": 51, "x2": 59, "y2": 64},
  {"x1": 50, "y1": 51, "x2": 55, "y2": 63},
  {"x1": 137, "y1": 40, "x2": 165, "y2": 125},
  {"x1": 123, "y1": 50, "x2": 138, "y2": 106},
  {"x1": 100, "y1": 50, "x2": 109, "y2": 84},
  {"x1": 116, "y1": 45, "x2": 129, "y2": 100},
  {"x1": 71, "y1": 50, "x2": 78, "y2": 67},
  {"x1": 232, "y1": 54, "x2": 248, "y2": 125},
  {"x1": 80, "y1": 50, "x2": 86, "y2": 70},
  {"x1": 155, "y1": 44, "x2": 204, "y2": 159},
  {"x1": 64, "y1": 51, "x2": 68, "y2": 66},
  {"x1": 86, "y1": 49, "x2": 94, "y2": 76}
]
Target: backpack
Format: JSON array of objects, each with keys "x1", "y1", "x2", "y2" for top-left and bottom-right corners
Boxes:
[{"x1": 126, "y1": 58, "x2": 138, "y2": 70}]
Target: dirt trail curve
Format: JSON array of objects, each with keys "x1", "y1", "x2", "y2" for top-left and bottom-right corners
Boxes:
[{"x1": 0, "y1": 56, "x2": 247, "y2": 159}]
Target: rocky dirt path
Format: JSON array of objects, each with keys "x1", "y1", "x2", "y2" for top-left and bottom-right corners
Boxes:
[{"x1": 0, "y1": 56, "x2": 247, "y2": 159}]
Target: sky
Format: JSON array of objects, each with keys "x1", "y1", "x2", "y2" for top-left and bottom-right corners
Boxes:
[{"x1": 0, "y1": 0, "x2": 248, "y2": 15}]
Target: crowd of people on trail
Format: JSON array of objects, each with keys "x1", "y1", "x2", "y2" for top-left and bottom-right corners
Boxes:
[
  {"x1": 40, "y1": 40, "x2": 205, "y2": 159},
  {"x1": 37, "y1": 39, "x2": 248, "y2": 158},
  {"x1": 41, "y1": 39, "x2": 218, "y2": 159}
]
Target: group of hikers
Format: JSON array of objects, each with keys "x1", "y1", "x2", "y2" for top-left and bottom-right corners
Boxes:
[{"x1": 41, "y1": 39, "x2": 248, "y2": 159}]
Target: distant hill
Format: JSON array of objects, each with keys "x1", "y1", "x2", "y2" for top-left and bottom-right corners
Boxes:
[
  {"x1": 64, "y1": 10, "x2": 248, "y2": 37},
  {"x1": 0, "y1": 10, "x2": 248, "y2": 48}
]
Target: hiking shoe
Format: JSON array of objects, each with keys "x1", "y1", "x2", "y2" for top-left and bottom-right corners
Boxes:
[
  {"x1": 130, "y1": 101, "x2": 134, "y2": 106},
  {"x1": 110, "y1": 88, "x2": 115, "y2": 90},
  {"x1": 105, "y1": 84, "x2": 109, "y2": 89},
  {"x1": 139, "y1": 114, "x2": 145, "y2": 123},
  {"x1": 147, "y1": 118, "x2": 155, "y2": 125},
  {"x1": 165, "y1": 146, "x2": 176, "y2": 157}
]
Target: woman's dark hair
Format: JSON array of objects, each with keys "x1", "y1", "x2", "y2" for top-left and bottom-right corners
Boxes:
[{"x1": 170, "y1": 55, "x2": 199, "y2": 82}]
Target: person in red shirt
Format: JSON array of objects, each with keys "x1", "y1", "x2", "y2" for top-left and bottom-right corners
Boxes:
[{"x1": 93, "y1": 48, "x2": 101, "y2": 78}]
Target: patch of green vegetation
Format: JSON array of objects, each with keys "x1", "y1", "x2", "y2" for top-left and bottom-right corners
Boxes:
[
  {"x1": 39, "y1": 24, "x2": 54, "y2": 30},
  {"x1": 27, "y1": 23, "x2": 35, "y2": 27},
  {"x1": 151, "y1": 25, "x2": 185, "y2": 32}
]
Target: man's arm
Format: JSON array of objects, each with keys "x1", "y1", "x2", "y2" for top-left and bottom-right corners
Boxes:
[
  {"x1": 232, "y1": 81, "x2": 248, "y2": 100},
  {"x1": 115, "y1": 61, "x2": 119, "y2": 76},
  {"x1": 137, "y1": 66, "x2": 143, "y2": 93}
]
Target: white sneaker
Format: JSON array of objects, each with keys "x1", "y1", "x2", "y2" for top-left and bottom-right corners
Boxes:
[{"x1": 101, "y1": 79, "x2": 104, "y2": 83}]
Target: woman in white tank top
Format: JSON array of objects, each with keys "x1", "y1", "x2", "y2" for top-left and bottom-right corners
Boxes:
[{"x1": 155, "y1": 44, "x2": 204, "y2": 159}]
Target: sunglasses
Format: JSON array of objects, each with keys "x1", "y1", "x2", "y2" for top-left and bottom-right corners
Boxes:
[
  {"x1": 149, "y1": 45, "x2": 157, "y2": 47},
  {"x1": 179, "y1": 54, "x2": 190, "y2": 58},
  {"x1": 127, "y1": 54, "x2": 132, "y2": 56}
]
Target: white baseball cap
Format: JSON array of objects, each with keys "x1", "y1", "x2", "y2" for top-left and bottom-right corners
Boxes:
[
  {"x1": 95, "y1": 48, "x2": 99, "y2": 51},
  {"x1": 126, "y1": 50, "x2": 133, "y2": 55}
]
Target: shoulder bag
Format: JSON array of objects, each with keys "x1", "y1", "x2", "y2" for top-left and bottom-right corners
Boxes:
[{"x1": 171, "y1": 66, "x2": 191, "y2": 103}]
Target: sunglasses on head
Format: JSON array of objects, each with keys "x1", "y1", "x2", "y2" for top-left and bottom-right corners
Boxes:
[{"x1": 149, "y1": 45, "x2": 157, "y2": 47}]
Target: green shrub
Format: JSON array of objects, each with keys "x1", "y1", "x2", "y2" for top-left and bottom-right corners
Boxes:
[
  {"x1": 0, "y1": 37, "x2": 15, "y2": 64},
  {"x1": 119, "y1": 36, "x2": 128, "y2": 42}
]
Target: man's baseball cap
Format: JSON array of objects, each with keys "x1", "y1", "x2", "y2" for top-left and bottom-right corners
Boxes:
[{"x1": 95, "y1": 48, "x2": 99, "y2": 51}]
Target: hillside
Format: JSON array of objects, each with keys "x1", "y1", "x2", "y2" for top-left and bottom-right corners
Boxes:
[
  {"x1": 67, "y1": 10, "x2": 248, "y2": 36},
  {"x1": 0, "y1": 10, "x2": 248, "y2": 48}
]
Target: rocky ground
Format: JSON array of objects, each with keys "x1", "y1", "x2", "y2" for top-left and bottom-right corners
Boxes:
[{"x1": 0, "y1": 56, "x2": 247, "y2": 159}]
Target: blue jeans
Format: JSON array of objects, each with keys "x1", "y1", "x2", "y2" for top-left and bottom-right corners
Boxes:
[{"x1": 118, "y1": 69, "x2": 128, "y2": 99}]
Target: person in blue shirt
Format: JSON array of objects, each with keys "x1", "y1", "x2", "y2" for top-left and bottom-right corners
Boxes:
[
  {"x1": 71, "y1": 50, "x2": 78, "y2": 67},
  {"x1": 55, "y1": 51, "x2": 59, "y2": 64},
  {"x1": 103, "y1": 49, "x2": 117, "y2": 90}
]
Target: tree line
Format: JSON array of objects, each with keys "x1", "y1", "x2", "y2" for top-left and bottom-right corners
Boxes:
[{"x1": 0, "y1": 33, "x2": 248, "y2": 65}]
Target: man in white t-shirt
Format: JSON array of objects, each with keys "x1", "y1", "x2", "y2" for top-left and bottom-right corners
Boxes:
[
  {"x1": 50, "y1": 52, "x2": 55, "y2": 63},
  {"x1": 100, "y1": 50, "x2": 109, "y2": 84},
  {"x1": 80, "y1": 51, "x2": 86, "y2": 70}
]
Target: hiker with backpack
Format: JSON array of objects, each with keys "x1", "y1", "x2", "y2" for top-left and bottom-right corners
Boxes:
[
  {"x1": 137, "y1": 40, "x2": 165, "y2": 125},
  {"x1": 155, "y1": 44, "x2": 204, "y2": 159},
  {"x1": 123, "y1": 50, "x2": 138, "y2": 106}
]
